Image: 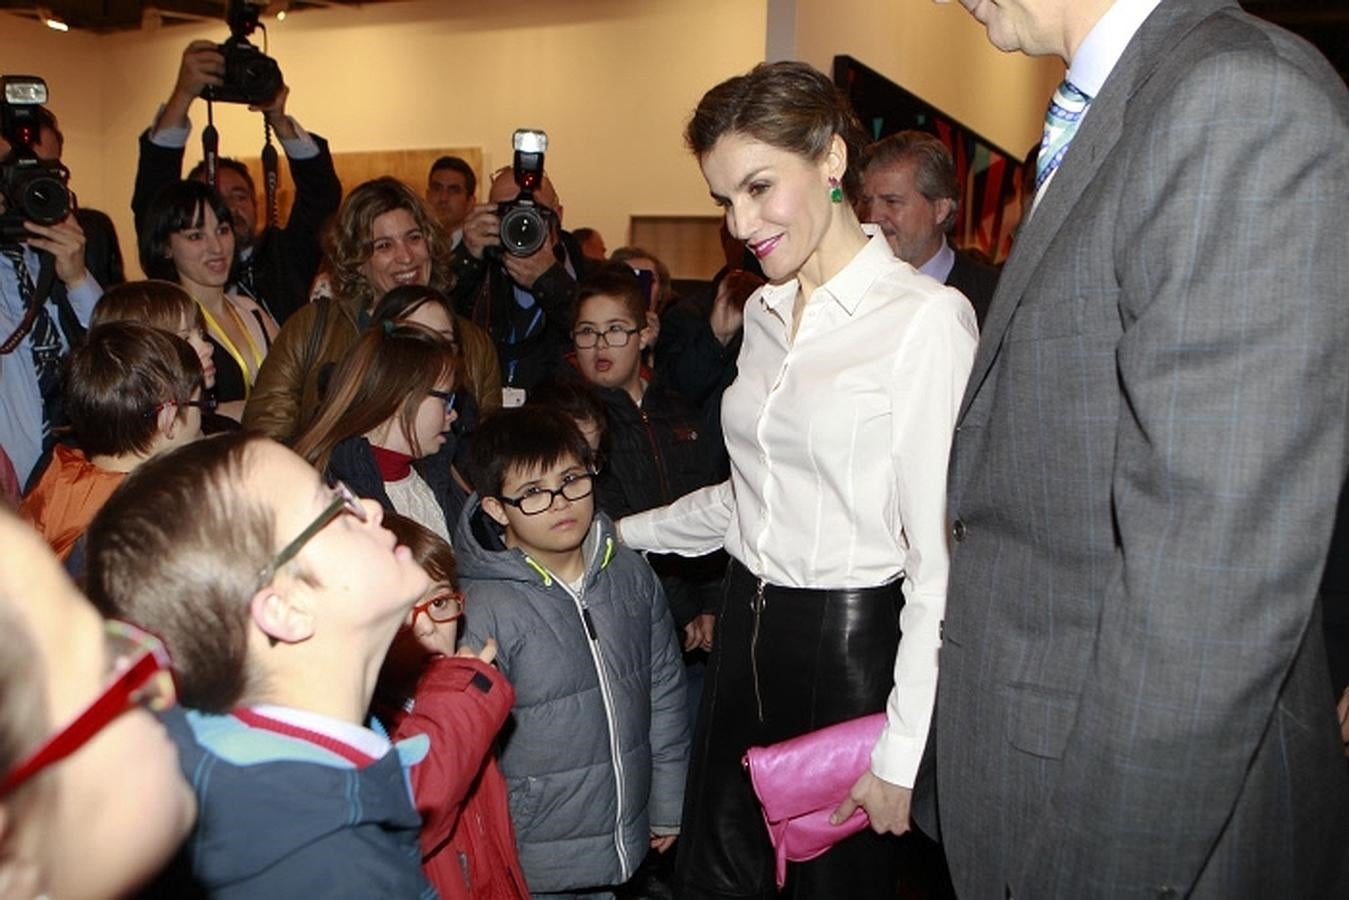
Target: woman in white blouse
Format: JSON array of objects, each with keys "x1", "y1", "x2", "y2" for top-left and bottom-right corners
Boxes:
[{"x1": 619, "y1": 61, "x2": 977, "y2": 899}]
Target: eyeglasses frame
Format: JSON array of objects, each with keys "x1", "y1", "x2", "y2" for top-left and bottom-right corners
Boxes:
[
  {"x1": 256, "y1": 481, "x2": 368, "y2": 588},
  {"x1": 497, "y1": 470, "x2": 597, "y2": 516},
  {"x1": 0, "y1": 620, "x2": 176, "y2": 797}
]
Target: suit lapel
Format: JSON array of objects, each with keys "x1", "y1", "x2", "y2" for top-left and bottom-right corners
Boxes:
[{"x1": 955, "y1": 0, "x2": 1222, "y2": 425}]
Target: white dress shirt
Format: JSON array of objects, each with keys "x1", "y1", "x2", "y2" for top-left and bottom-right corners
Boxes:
[{"x1": 621, "y1": 229, "x2": 977, "y2": 786}]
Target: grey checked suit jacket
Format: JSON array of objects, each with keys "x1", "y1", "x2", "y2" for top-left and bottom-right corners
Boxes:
[{"x1": 920, "y1": 2, "x2": 1349, "y2": 897}]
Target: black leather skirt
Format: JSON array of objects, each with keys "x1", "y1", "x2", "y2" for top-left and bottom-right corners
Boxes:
[{"x1": 673, "y1": 558, "x2": 905, "y2": 900}]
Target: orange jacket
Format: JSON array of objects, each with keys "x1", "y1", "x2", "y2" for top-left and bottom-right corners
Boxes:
[{"x1": 19, "y1": 445, "x2": 125, "y2": 560}]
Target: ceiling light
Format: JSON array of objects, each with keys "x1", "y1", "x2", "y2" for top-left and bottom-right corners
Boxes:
[{"x1": 38, "y1": 7, "x2": 68, "y2": 31}]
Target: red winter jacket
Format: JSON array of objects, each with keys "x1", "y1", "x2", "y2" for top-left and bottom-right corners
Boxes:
[{"x1": 385, "y1": 656, "x2": 529, "y2": 900}]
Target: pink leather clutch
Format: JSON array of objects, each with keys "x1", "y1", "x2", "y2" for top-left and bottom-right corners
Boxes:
[{"x1": 742, "y1": 712, "x2": 887, "y2": 889}]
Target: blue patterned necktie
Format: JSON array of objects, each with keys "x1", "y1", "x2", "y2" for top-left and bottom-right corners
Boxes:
[
  {"x1": 1, "y1": 244, "x2": 64, "y2": 445},
  {"x1": 1035, "y1": 79, "x2": 1093, "y2": 195}
]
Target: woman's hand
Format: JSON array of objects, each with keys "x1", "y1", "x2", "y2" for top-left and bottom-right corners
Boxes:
[
  {"x1": 831, "y1": 770, "x2": 912, "y2": 836},
  {"x1": 710, "y1": 268, "x2": 761, "y2": 345}
]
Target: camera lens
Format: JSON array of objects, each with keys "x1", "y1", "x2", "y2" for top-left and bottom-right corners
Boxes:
[
  {"x1": 500, "y1": 206, "x2": 547, "y2": 257},
  {"x1": 17, "y1": 171, "x2": 70, "y2": 225},
  {"x1": 237, "y1": 55, "x2": 282, "y2": 105}
]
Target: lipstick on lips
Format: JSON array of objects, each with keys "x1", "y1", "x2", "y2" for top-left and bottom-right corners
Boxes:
[{"x1": 749, "y1": 234, "x2": 781, "y2": 259}]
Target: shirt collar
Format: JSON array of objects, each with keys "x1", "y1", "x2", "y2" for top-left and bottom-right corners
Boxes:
[
  {"x1": 917, "y1": 237, "x2": 955, "y2": 283},
  {"x1": 249, "y1": 703, "x2": 392, "y2": 760},
  {"x1": 758, "y1": 226, "x2": 892, "y2": 318},
  {"x1": 1068, "y1": 0, "x2": 1164, "y2": 97}
]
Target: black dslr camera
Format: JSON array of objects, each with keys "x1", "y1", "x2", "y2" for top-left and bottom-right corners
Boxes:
[
  {"x1": 0, "y1": 75, "x2": 71, "y2": 244},
  {"x1": 203, "y1": 0, "x2": 284, "y2": 106},
  {"x1": 497, "y1": 129, "x2": 554, "y2": 257}
]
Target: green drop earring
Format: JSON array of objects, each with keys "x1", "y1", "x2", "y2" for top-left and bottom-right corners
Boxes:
[{"x1": 828, "y1": 176, "x2": 844, "y2": 204}]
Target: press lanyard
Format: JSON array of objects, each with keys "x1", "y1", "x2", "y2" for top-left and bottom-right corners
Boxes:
[{"x1": 197, "y1": 298, "x2": 264, "y2": 395}]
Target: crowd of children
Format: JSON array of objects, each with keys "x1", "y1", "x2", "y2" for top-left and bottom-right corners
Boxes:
[{"x1": 1, "y1": 252, "x2": 717, "y2": 899}]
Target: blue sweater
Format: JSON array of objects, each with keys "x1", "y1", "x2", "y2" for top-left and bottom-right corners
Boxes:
[{"x1": 149, "y1": 707, "x2": 435, "y2": 899}]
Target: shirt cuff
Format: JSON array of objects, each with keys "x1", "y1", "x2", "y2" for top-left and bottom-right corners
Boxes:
[
  {"x1": 149, "y1": 107, "x2": 189, "y2": 148},
  {"x1": 65, "y1": 274, "x2": 103, "y2": 322},
  {"x1": 277, "y1": 116, "x2": 319, "y2": 159}
]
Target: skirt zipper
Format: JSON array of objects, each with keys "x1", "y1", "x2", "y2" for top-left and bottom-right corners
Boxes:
[{"x1": 750, "y1": 578, "x2": 767, "y2": 722}]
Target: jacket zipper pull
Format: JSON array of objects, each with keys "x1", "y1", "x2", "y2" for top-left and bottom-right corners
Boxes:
[{"x1": 581, "y1": 604, "x2": 598, "y2": 640}]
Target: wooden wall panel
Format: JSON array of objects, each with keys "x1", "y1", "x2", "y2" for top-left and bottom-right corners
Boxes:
[
  {"x1": 629, "y1": 215, "x2": 724, "y2": 280},
  {"x1": 238, "y1": 147, "x2": 484, "y2": 227}
]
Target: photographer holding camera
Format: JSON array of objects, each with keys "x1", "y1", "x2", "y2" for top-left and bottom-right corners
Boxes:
[
  {"x1": 131, "y1": 37, "x2": 341, "y2": 325},
  {"x1": 450, "y1": 136, "x2": 591, "y2": 401},
  {"x1": 0, "y1": 79, "x2": 102, "y2": 489}
]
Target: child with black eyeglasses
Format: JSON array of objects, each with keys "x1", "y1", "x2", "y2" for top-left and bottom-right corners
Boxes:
[
  {"x1": 20, "y1": 321, "x2": 205, "y2": 563},
  {"x1": 456, "y1": 406, "x2": 689, "y2": 897}
]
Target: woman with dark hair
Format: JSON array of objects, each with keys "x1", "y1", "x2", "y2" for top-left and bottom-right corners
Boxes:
[
  {"x1": 242, "y1": 177, "x2": 500, "y2": 444},
  {"x1": 293, "y1": 323, "x2": 468, "y2": 542},
  {"x1": 618, "y1": 61, "x2": 978, "y2": 899},
  {"x1": 139, "y1": 180, "x2": 279, "y2": 421}
]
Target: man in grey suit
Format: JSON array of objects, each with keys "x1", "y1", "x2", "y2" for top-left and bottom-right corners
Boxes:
[{"x1": 921, "y1": 0, "x2": 1349, "y2": 896}]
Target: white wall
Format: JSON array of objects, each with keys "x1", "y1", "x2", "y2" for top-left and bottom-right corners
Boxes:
[
  {"x1": 789, "y1": 0, "x2": 1062, "y2": 156},
  {"x1": 1, "y1": 0, "x2": 1057, "y2": 277},
  {"x1": 5, "y1": 0, "x2": 767, "y2": 275}
]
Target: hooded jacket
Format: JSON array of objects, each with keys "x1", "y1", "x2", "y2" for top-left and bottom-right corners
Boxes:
[{"x1": 455, "y1": 498, "x2": 689, "y2": 892}]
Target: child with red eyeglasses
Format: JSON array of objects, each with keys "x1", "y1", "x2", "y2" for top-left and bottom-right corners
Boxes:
[
  {"x1": 373, "y1": 513, "x2": 528, "y2": 900},
  {"x1": 0, "y1": 508, "x2": 194, "y2": 899}
]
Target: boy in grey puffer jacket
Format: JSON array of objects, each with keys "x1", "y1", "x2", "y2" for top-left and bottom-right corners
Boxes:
[{"x1": 458, "y1": 407, "x2": 689, "y2": 896}]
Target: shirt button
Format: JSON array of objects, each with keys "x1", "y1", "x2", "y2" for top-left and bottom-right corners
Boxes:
[{"x1": 951, "y1": 519, "x2": 966, "y2": 542}]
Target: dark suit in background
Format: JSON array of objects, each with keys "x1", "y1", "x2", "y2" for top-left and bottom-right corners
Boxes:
[
  {"x1": 943, "y1": 248, "x2": 998, "y2": 328},
  {"x1": 923, "y1": 1, "x2": 1349, "y2": 896},
  {"x1": 74, "y1": 208, "x2": 124, "y2": 289}
]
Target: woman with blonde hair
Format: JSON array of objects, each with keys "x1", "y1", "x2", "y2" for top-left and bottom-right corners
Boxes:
[{"x1": 243, "y1": 177, "x2": 500, "y2": 443}]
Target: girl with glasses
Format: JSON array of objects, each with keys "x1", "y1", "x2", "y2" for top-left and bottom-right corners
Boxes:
[
  {"x1": 294, "y1": 323, "x2": 468, "y2": 544},
  {"x1": 372, "y1": 513, "x2": 528, "y2": 900}
]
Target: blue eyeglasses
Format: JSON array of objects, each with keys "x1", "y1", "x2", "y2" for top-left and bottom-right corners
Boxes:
[{"x1": 428, "y1": 389, "x2": 458, "y2": 415}]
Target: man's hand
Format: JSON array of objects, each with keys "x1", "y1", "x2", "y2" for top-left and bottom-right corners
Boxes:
[
  {"x1": 682, "y1": 613, "x2": 716, "y2": 652},
  {"x1": 710, "y1": 268, "x2": 761, "y2": 345},
  {"x1": 25, "y1": 215, "x2": 88, "y2": 287},
  {"x1": 830, "y1": 770, "x2": 912, "y2": 836},
  {"x1": 162, "y1": 41, "x2": 224, "y2": 122},
  {"x1": 502, "y1": 237, "x2": 558, "y2": 290},
  {"x1": 461, "y1": 202, "x2": 502, "y2": 261},
  {"x1": 456, "y1": 637, "x2": 498, "y2": 666},
  {"x1": 249, "y1": 84, "x2": 298, "y2": 140}
]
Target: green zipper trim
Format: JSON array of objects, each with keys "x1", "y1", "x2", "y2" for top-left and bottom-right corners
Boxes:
[{"x1": 523, "y1": 556, "x2": 553, "y2": 586}]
